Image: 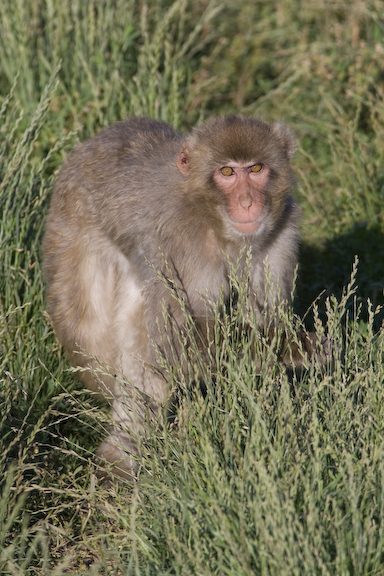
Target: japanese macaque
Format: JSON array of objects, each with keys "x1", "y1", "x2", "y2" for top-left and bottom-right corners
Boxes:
[{"x1": 44, "y1": 115, "x2": 316, "y2": 478}]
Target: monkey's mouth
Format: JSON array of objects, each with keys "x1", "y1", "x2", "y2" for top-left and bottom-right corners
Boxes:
[{"x1": 230, "y1": 218, "x2": 263, "y2": 235}]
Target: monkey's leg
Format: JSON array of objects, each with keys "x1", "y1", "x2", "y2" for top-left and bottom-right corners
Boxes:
[{"x1": 96, "y1": 382, "x2": 161, "y2": 480}]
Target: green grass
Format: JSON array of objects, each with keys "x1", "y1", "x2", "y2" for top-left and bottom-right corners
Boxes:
[{"x1": 1, "y1": 0, "x2": 384, "y2": 573}]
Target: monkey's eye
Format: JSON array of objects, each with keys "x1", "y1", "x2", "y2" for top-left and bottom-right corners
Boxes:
[
  {"x1": 220, "y1": 166, "x2": 234, "y2": 176},
  {"x1": 250, "y1": 164, "x2": 263, "y2": 173}
]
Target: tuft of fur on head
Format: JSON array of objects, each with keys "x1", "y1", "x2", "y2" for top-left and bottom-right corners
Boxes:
[{"x1": 185, "y1": 115, "x2": 297, "y2": 167}]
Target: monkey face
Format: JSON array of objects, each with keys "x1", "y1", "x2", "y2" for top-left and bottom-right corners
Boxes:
[{"x1": 213, "y1": 161, "x2": 270, "y2": 235}]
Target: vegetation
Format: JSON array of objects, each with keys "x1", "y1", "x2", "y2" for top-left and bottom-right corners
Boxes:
[{"x1": 1, "y1": 0, "x2": 384, "y2": 573}]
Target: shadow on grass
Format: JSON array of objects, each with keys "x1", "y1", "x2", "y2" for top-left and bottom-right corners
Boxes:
[{"x1": 296, "y1": 221, "x2": 384, "y2": 327}]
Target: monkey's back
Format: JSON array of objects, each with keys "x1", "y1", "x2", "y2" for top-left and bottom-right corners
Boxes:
[{"x1": 43, "y1": 118, "x2": 187, "y2": 401}]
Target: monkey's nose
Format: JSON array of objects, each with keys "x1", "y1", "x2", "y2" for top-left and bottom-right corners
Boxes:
[{"x1": 239, "y1": 195, "x2": 252, "y2": 210}]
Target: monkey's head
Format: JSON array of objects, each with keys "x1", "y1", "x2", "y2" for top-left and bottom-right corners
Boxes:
[{"x1": 176, "y1": 115, "x2": 297, "y2": 237}]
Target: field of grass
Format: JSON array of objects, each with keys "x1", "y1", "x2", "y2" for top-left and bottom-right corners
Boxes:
[{"x1": 1, "y1": 0, "x2": 384, "y2": 573}]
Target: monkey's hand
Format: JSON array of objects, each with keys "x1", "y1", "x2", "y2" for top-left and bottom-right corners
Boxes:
[{"x1": 278, "y1": 330, "x2": 332, "y2": 369}]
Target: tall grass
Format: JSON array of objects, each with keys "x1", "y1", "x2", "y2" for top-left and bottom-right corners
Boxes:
[
  {"x1": 0, "y1": 0, "x2": 224, "y2": 133},
  {"x1": 1, "y1": 0, "x2": 384, "y2": 573}
]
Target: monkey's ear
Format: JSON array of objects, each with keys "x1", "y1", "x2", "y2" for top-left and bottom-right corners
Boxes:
[
  {"x1": 176, "y1": 139, "x2": 191, "y2": 175},
  {"x1": 272, "y1": 121, "x2": 297, "y2": 159}
]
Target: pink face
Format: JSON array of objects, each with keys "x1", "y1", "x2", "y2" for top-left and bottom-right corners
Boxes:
[{"x1": 213, "y1": 162, "x2": 270, "y2": 235}]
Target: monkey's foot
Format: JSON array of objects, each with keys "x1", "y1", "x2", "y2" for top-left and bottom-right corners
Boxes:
[{"x1": 95, "y1": 432, "x2": 139, "y2": 481}]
